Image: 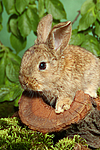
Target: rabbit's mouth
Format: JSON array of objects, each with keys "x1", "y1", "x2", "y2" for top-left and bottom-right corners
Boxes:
[
  {"x1": 18, "y1": 89, "x2": 57, "y2": 110},
  {"x1": 19, "y1": 74, "x2": 41, "y2": 91},
  {"x1": 19, "y1": 74, "x2": 58, "y2": 108}
]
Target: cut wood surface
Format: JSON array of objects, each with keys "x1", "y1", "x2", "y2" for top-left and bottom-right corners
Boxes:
[
  {"x1": 19, "y1": 90, "x2": 93, "y2": 133},
  {"x1": 19, "y1": 90, "x2": 100, "y2": 148}
]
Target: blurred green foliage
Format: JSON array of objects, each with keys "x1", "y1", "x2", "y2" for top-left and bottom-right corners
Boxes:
[
  {"x1": 0, "y1": 1, "x2": 3, "y2": 31},
  {"x1": 70, "y1": 0, "x2": 100, "y2": 57},
  {"x1": 0, "y1": 42, "x2": 22, "y2": 106},
  {"x1": 2, "y1": 0, "x2": 66, "y2": 51}
]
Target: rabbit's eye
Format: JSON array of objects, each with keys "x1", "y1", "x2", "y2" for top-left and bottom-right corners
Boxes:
[{"x1": 39, "y1": 62, "x2": 47, "y2": 70}]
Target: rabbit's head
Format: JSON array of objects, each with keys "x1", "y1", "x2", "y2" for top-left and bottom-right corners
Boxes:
[{"x1": 19, "y1": 14, "x2": 72, "y2": 93}]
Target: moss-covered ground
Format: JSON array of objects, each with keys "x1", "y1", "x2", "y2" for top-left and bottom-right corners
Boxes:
[{"x1": 0, "y1": 117, "x2": 90, "y2": 150}]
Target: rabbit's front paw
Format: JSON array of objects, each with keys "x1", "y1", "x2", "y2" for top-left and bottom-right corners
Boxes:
[
  {"x1": 84, "y1": 89, "x2": 97, "y2": 98},
  {"x1": 55, "y1": 98, "x2": 72, "y2": 114}
]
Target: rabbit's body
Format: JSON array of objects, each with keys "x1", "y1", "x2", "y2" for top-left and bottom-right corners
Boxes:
[{"x1": 19, "y1": 14, "x2": 100, "y2": 113}]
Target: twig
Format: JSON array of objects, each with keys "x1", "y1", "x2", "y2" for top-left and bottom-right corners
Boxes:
[
  {"x1": 0, "y1": 41, "x2": 3, "y2": 46},
  {"x1": 72, "y1": 10, "x2": 80, "y2": 25}
]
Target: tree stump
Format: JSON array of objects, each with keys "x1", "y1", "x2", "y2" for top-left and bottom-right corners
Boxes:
[{"x1": 19, "y1": 90, "x2": 100, "y2": 148}]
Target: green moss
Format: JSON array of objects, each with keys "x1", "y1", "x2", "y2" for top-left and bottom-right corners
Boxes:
[
  {"x1": 54, "y1": 135, "x2": 88, "y2": 150},
  {"x1": 0, "y1": 117, "x2": 54, "y2": 150},
  {"x1": 0, "y1": 117, "x2": 89, "y2": 150},
  {"x1": 97, "y1": 87, "x2": 100, "y2": 97}
]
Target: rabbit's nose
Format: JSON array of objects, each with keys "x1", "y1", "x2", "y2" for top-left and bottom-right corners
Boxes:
[
  {"x1": 19, "y1": 74, "x2": 25, "y2": 87},
  {"x1": 19, "y1": 74, "x2": 29, "y2": 90}
]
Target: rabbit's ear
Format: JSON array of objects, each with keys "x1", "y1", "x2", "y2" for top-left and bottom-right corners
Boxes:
[
  {"x1": 35, "y1": 14, "x2": 53, "y2": 44},
  {"x1": 47, "y1": 21, "x2": 72, "y2": 55}
]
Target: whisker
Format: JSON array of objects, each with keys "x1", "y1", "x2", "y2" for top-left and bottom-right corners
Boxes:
[{"x1": 22, "y1": 89, "x2": 57, "y2": 109}]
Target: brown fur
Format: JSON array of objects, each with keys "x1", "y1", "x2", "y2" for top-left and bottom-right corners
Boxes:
[{"x1": 19, "y1": 14, "x2": 100, "y2": 113}]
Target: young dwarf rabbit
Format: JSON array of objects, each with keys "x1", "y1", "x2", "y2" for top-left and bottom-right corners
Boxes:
[{"x1": 19, "y1": 14, "x2": 100, "y2": 113}]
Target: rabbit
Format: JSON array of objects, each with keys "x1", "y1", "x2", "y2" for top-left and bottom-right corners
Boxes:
[{"x1": 19, "y1": 14, "x2": 100, "y2": 113}]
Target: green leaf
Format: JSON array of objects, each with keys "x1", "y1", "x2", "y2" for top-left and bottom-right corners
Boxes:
[
  {"x1": 8, "y1": 15, "x2": 20, "y2": 37},
  {"x1": 0, "y1": 57, "x2": 6, "y2": 85},
  {"x1": 29, "y1": 0, "x2": 35, "y2": 4},
  {"x1": 81, "y1": 0, "x2": 95, "y2": 15},
  {"x1": 18, "y1": 11, "x2": 32, "y2": 37},
  {"x1": 11, "y1": 84, "x2": 22, "y2": 102},
  {"x1": 0, "y1": 85, "x2": 10, "y2": 101},
  {"x1": 0, "y1": 84, "x2": 22, "y2": 102},
  {"x1": 0, "y1": 14, "x2": 2, "y2": 23},
  {"x1": 79, "y1": 9, "x2": 96, "y2": 31},
  {"x1": 0, "y1": 52, "x2": 4, "y2": 58},
  {"x1": 10, "y1": 34, "x2": 27, "y2": 53},
  {"x1": 2, "y1": 0, "x2": 17, "y2": 15},
  {"x1": 96, "y1": 0, "x2": 100, "y2": 10},
  {"x1": 14, "y1": 94, "x2": 22, "y2": 107},
  {"x1": 15, "y1": 0, "x2": 29, "y2": 14},
  {"x1": 81, "y1": 35, "x2": 100, "y2": 56},
  {"x1": 79, "y1": 0, "x2": 96, "y2": 31},
  {"x1": 8, "y1": 51, "x2": 21, "y2": 65},
  {"x1": 0, "y1": 1, "x2": 3, "y2": 14},
  {"x1": 6, "y1": 60, "x2": 20, "y2": 83},
  {"x1": 96, "y1": 10, "x2": 100, "y2": 21},
  {"x1": 95, "y1": 20, "x2": 100, "y2": 37},
  {"x1": 96, "y1": 2, "x2": 100, "y2": 21},
  {"x1": 38, "y1": 0, "x2": 45, "y2": 18},
  {"x1": 45, "y1": 0, "x2": 66, "y2": 20},
  {"x1": 70, "y1": 29, "x2": 85, "y2": 45},
  {"x1": 26, "y1": 6, "x2": 39, "y2": 32},
  {"x1": 0, "y1": 47, "x2": 5, "y2": 53},
  {"x1": 0, "y1": 23, "x2": 2, "y2": 31}
]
